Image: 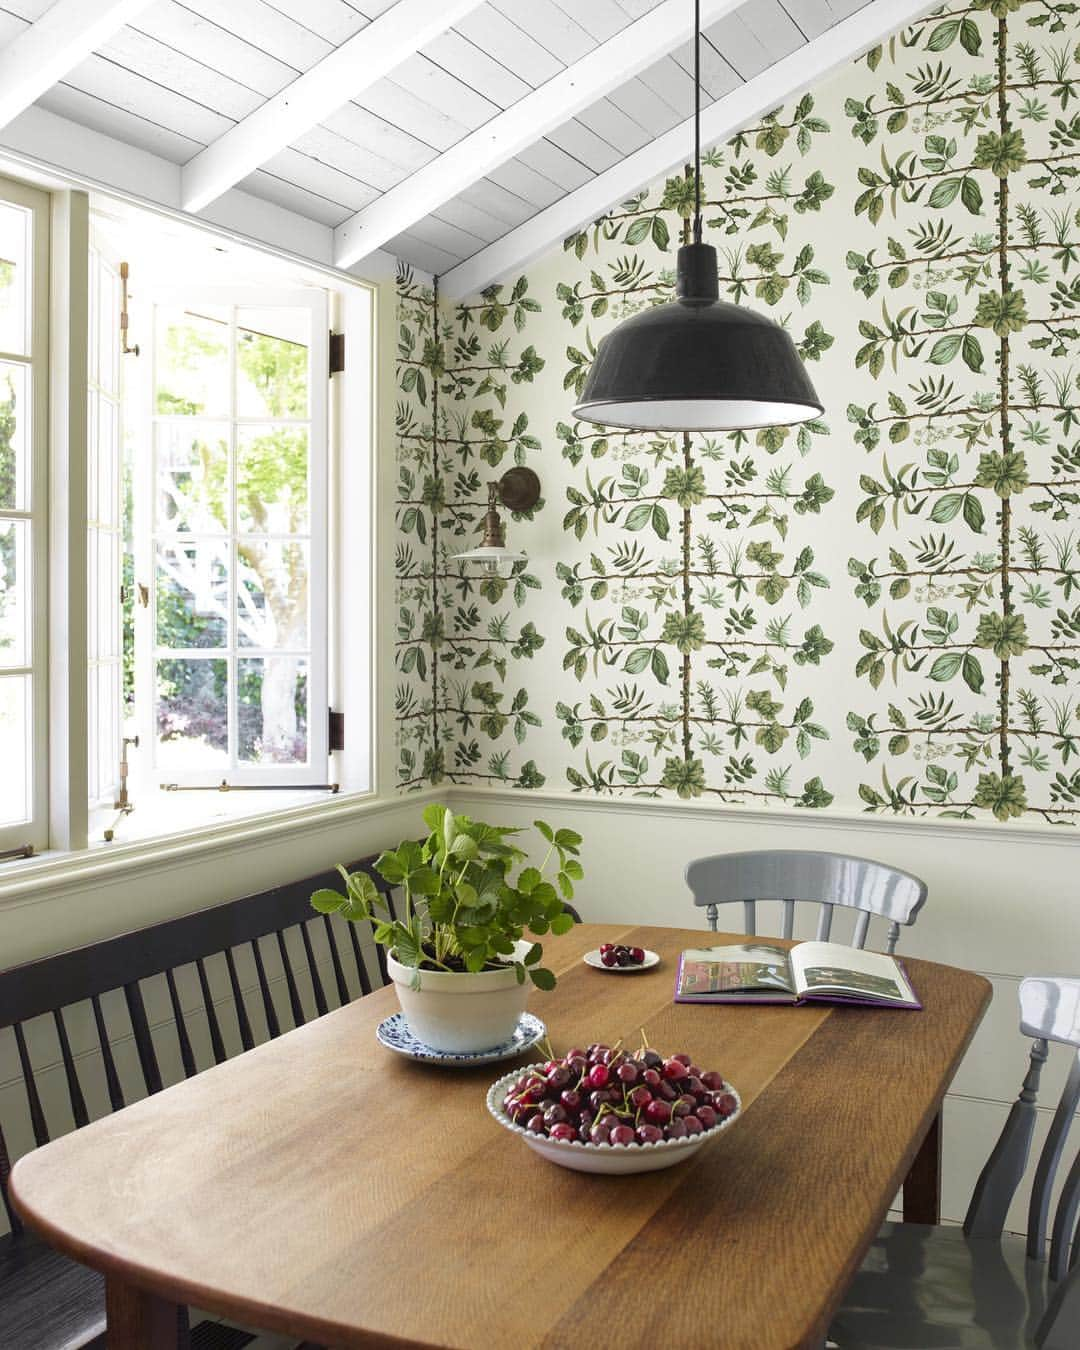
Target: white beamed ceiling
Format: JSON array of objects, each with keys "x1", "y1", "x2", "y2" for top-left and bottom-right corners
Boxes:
[{"x1": 0, "y1": 0, "x2": 915, "y2": 288}]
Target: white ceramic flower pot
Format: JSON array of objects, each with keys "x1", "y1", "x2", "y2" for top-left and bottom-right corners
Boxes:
[{"x1": 387, "y1": 940, "x2": 533, "y2": 1054}]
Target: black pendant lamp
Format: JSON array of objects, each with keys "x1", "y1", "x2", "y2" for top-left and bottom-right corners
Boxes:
[{"x1": 573, "y1": 0, "x2": 824, "y2": 433}]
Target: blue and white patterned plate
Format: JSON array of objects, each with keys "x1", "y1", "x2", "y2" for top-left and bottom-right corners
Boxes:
[{"x1": 375, "y1": 1011, "x2": 547, "y2": 1067}]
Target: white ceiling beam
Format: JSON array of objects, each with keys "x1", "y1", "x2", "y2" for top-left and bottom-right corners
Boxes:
[
  {"x1": 0, "y1": 0, "x2": 157, "y2": 130},
  {"x1": 332, "y1": 0, "x2": 747, "y2": 270},
  {"x1": 440, "y1": 0, "x2": 941, "y2": 298},
  {"x1": 0, "y1": 103, "x2": 400, "y2": 284},
  {"x1": 180, "y1": 0, "x2": 487, "y2": 214}
]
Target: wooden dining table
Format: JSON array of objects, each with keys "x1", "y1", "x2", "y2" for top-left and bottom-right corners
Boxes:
[{"x1": 10, "y1": 922, "x2": 990, "y2": 1350}]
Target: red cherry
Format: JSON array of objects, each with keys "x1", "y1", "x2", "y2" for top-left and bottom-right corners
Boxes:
[
  {"x1": 644, "y1": 1099, "x2": 671, "y2": 1125},
  {"x1": 630, "y1": 947, "x2": 645, "y2": 963}
]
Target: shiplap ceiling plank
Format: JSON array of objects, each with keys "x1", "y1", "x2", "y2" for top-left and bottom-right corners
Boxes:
[
  {"x1": 422, "y1": 29, "x2": 533, "y2": 108},
  {"x1": 483, "y1": 160, "x2": 563, "y2": 210},
  {"x1": 638, "y1": 54, "x2": 697, "y2": 115},
  {"x1": 240, "y1": 170, "x2": 353, "y2": 225},
  {"x1": 607, "y1": 75, "x2": 685, "y2": 137},
  {"x1": 703, "y1": 8, "x2": 780, "y2": 81},
  {"x1": 0, "y1": 0, "x2": 157, "y2": 128},
  {"x1": 64, "y1": 54, "x2": 232, "y2": 142},
  {"x1": 322, "y1": 102, "x2": 437, "y2": 172},
  {"x1": 381, "y1": 52, "x2": 502, "y2": 130},
  {"x1": 490, "y1": 0, "x2": 597, "y2": 63},
  {"x1": 35, "y1": 81, "x2": 203, "y2": 161},
  {"x1": 128, "y1": 3, "x2": 297, "y2": 98},
  {"x1": 515, "y1": 140, "x2": 594, "y2": 191},
  {"x1": 181, "y1": 0, "x2": 488, "y2": 212},
  {"x1": 291, "y1": 125, "x2": 413, "y2": 193},
  {"x1": 453, "y1": 5, "x2": 565, "y2": 86},
  {"x1": 333, "y1": 0, "x2": 746, "y2": 267},
  {"x1": 671, "y1": 34, "x2": 743, "y2": 97},
  {"x1": 356, "y1": 76, "x2": 476, "y2": 151},
  {"x1": 432, "y1": 195, "x2": 519, "y2": 243},
  {"x1": 458, "y1": 176, "x2": 540, "y2": 225},
  {"x1": 259, "y1": 145, "x2": 383, "y2": 210},
  {"x1": 97, "y1": 28, "x2": 265, "y2": 122},
  {"x1": 615, "y1": 0, "x2": 668, "y2": 15},
  {"x1": 178, "y1": 0, "x2": 330, "y2": 70},
  {"x1": 272, "y1": 0, "x2": 368, "y2": 43},
  {"x1": 400, "y1": 212, "x2": 488, "y2": 257},
  {"x1": 441, "y1": 0, "x2": 942, "y2": 295},
  {"x1": 390, "y1": 228, "x2": 462, "y2": 274},
  {"x1": 552, "y1": 0, "x2": 638, "y2": 42},
  {"x1": 737, "y1": 0, "x2": 811, "y2": 60},
  {"x1": 577, "y1": 98, "x2": 653, "y2": 156},
  {"x1": 771, "y1": 0, "x2": 833, "y2": 39},
  {"x1": 546, "y1": 119, "x2": 622, "y2": 174}
]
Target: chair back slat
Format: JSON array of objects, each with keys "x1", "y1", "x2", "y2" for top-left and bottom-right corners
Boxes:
[
  {"x1": 346, "y1": 922, "x2": 373, "y2": 998},
  {"x1": 123, "y1": 981, "x2": 162, "y2": 1096},
  {"x1": 780, "y1": 900, "x2": 794, "y2": 941},
  {"x1": 0, "y1": 854, "x2": 397, "y2": 1241},
  {"x1": 276, "y1": 930, "x2": 306, "y2": 1029},
  {"x1": 223, "y1": 949, "x2": 254, "y2": 1052},
  {"x1": 966, "y1": 1037, "x2": 1047, "y2": 1238},
  {"x1": 686, "y1": 850, "x2": 928, "y2": 951},
  {"x1": 165, "y1": 969, "x2": 197, "y2": 1078},
  {"x1": 1028, "y1": 1051, "x2": 1080, "y2": 1260},
  {"x1": 196, "y1": 957, "x2": 227, "y2": 1064},
  {"x1": 52, "y1": 1008, "x2": 89, "y2": 1129},
  {"x1": 322, "y1": 916, "x2": 351, "y2": 1007},
  {"x1": 250, "y1": 939, "x2": 280, "y2": 1040},
  {"x1": 301, "y1": 922, "x2": 329, "y2": 1017},
  {"x1": 91, "y1": 994, "x2": 125, "y2": 1110},
  {"x1": 0, "y1": 1122, "x2": 21, "y2": 1236},
  {"x1": 14, "y1": 1022, "x2": 49, "y2": 1146},
  {"x1": 815, "y1": 903, "x2": 834, "y2": 942}
]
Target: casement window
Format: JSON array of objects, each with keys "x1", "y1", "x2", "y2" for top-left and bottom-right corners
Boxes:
[
  {"x1": 0, "y1": 179, "x2": 372, "y2": 870},
  {"x1": 132, "y1": 289, "x2": 330, "y2": 791},
  {"x1": 0, "y1": 175, "x2": 48, "y2": 857}
]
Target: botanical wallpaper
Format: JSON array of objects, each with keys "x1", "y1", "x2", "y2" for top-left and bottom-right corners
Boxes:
[{"x1": 395, "y1": 0, "x2": 1080, "y2": 827}]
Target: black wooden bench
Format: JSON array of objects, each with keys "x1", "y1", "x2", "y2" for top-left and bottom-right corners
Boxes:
[{"x1": 0, "y1": 857, "x2": 396, "y2": 1350}]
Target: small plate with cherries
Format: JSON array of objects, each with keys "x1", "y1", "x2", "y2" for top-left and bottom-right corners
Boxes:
[{"x1": 583, "y1": 943, "x2": 659, "y2": 972}]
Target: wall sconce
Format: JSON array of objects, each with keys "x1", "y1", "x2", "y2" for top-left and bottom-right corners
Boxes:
[{"x1": 456, "y1": 466, "x2": 540, "y2": 577}]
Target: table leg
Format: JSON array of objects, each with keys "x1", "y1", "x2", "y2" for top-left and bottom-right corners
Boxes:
[
  {"x1": 105, "y1": 1275, "x2": 189, "y2": 1349},
  {"x1": 902, "y1": 1109, "x2": 942, "y2": 1224}
]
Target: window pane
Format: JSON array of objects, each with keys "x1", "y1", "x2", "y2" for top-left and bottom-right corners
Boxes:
[
  {"x1": 0, "y1": 519, "x2": 28, "y2": 667},
  {"x1": 238, "y1": 657, "x2": 308, "y2": 764},
  {"x1": 0, "y1": 674, "x2": 29, "y2": 824},
  {"x1": 237, "y1": 541, "x2": 308, "y2": 649},
  {"x1": 156, "y1": 542, "x2": 228, "y2": 648},
  {"x1": 156, "y1": 657, "x2": 227, "y2": 770},
  {"x1": 0, "y1": 362, "x2": 29, "y2": 511},
  {"x1": 236, "y1": 426, "x2": 309, "y2": 533},
  {"x1": 155, "y1": 424, "x2": 228, "y2": 532},
  {"x1": 155, "y1": 308, "x2": 229, "y2": 416},
  {"x1": 236, "y1": 308, "x2": 309, "y2": 418},
  {"x1": 0, "y1": 202, "x2": 30, "y2": 358}
]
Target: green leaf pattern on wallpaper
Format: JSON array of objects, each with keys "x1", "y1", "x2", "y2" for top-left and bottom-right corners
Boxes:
[{"x1": 395, "y1": 0, "x2": 1080, "y2": 825}]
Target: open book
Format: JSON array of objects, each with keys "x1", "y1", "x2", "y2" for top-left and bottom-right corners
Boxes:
[{"x1": 674, "y1": 940, "x2": 921, "y2": 1009}]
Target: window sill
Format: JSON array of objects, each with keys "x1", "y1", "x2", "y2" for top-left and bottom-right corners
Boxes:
[{"x1": 0, "y1": 784, "x2": 439, "y2": 905}]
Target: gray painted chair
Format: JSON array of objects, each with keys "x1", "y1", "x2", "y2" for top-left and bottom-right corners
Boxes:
[
  {"x1": 684, "y1": 849, "x2": 928, "y2": 952},
  {"x1": 829, "y1": 976, "x2": 1080, "y2": 1349}
]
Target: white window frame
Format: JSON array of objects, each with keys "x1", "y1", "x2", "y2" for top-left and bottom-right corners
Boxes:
[
  {"x1": 134, "y1": 286, "x2": 331, "y2": 790},
  {"x1": 0, "y1": 173, "x2": 49, "y2": 855}
]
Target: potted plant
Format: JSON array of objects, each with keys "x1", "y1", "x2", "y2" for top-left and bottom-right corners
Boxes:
[{"x1": 311, "y1": 804, "x2": 583, "y2": 1054}]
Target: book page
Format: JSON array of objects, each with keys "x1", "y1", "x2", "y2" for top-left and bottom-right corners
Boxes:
[
  {"x1": 679, "y1": 944, "x2": 796, "y2": 996},
  {"x1": 789, "y1": 941, "x2": 917, "y2": 1005}
]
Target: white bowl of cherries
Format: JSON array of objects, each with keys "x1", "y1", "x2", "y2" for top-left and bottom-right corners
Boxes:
[{"x1": 487, "y1": 1041, "x2": 741, "y2": 1174}]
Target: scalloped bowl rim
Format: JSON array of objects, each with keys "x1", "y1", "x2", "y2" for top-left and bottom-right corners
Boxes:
[{"x1": 486, "y1": 1062, "x2": 743, "y2": 1161}]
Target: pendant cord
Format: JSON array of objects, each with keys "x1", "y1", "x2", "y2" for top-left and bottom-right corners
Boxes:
[{"x1": 693, "y1": 0, "x2": 702, "y2": 244}]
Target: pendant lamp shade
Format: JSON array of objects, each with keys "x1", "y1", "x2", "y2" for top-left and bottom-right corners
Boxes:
[{"x1": 573, "y1": 242, "x2": 823, "y2": 432}]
